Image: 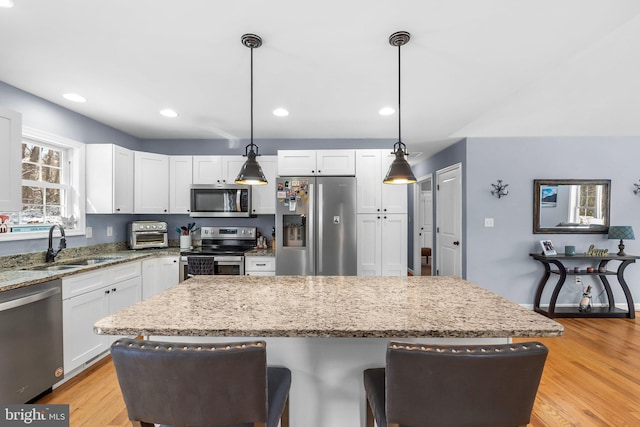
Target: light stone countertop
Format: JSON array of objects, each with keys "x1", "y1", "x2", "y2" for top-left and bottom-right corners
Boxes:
[{"x1": 94, "y1": 275, "x2": 564, "y2": 339}]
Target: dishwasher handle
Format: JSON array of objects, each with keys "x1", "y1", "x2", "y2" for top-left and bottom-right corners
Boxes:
[{"x1": 0, "y1": 287, "x2": 61, "y2": 312}]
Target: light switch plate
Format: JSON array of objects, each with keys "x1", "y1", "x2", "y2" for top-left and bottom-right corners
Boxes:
[
  {"x1": 484, "y1": 218, "x2": 494, "y2": 227},
  {"x1": 107, "y1": 226, "x2": 113, "y2": 237},
  {"x1": 86, "y1": 226, "x2": 92, "y2": 238}
]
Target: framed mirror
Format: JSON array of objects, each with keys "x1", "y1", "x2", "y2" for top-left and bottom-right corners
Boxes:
[{"x1": 533, "y1": 179, "x2": 611, "y2": 234}]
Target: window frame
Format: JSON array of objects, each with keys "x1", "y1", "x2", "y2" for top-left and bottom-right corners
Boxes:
[{"x1": 0, "y1": 127, "x2": 86, "y2": 241}]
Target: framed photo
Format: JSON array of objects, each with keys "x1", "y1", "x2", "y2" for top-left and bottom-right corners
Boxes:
[{"x1": 540, "y1": 240, "x2": 557, "y2": 256}]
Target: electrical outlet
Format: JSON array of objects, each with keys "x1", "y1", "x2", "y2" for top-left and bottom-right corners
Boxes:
[
  {"x1": 484, "y1": 218, "x2": 494, "y2": 227},
  {"x1": 574, "y1": 276, "x2": 582, "y2": 285},
  {"x1": 85, "y1": 226, "x2": 92, "y2": 239},
  {"x1": 107, "y1": 226, "x2": 113, "y2": 237}
]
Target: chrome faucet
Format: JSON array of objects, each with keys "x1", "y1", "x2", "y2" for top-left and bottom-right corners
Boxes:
[{"x1": 46, "y1": 224, "x2": 66, "y2": 263}]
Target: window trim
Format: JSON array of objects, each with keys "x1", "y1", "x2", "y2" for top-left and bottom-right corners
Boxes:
[{"x1": 0, "y1": 127, "x2": 86, "y2": 242}]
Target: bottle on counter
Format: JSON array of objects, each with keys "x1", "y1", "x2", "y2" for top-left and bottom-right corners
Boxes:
[{"x1": 578, "y1": 285, "x2": 592, "y2": 312}]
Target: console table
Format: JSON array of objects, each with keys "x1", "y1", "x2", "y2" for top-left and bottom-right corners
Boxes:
[{"x1": 530, "y1": 253, "x2": 637, "y2": 319}]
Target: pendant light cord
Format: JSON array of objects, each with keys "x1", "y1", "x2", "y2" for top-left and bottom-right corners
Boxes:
[
  {"x1": 250, "y1": 45, "x2": 254, "y2": 146},
  {"x1": 397, "y1": 43, "x2": 402, "y2": 144}
]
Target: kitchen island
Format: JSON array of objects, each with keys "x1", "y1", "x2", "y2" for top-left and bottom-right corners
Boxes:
[{"x1": 95, "y1": 275, "x2": 563, "y2": 427}]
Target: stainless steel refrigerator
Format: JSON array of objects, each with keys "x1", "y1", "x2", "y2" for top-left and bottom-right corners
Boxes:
[{"x1": 275, "y1": 176, "x2": 356, "y2": 275}]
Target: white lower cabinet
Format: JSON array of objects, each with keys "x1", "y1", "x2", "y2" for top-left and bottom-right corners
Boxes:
[
  {"x1": 356, "y1": 214, "x2": 407, "y2": 276},
  {"x1": 142, "y1": 256, "x2": 180, "y2": 299},
  {"x1": 62, "y1": 262, "x2": 141, "y2": 374},
  {"x1": 245, "y1": 256, "x2": 275, "y2": 276}
]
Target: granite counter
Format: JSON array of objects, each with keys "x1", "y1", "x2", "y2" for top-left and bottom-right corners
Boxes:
[{"x1": 94, "y1": 275, "x2": 563, "y2": 338}]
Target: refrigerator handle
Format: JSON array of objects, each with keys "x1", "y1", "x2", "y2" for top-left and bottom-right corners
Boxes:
[
  {"x1": 318, "y1": 182, "x2": 323, "y2": 274},
  {"x1": 308, "y1": 183, "x2": 315, "y2": 275}
]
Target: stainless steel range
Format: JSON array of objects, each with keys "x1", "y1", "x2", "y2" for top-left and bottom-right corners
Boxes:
[{"x1": 179, "y1": 226, "x2": 256, "y2": 280}]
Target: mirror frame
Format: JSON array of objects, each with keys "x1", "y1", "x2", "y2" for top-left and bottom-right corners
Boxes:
[{"x1": 533, "y1": 179, "x2": 611, "y2": 234}]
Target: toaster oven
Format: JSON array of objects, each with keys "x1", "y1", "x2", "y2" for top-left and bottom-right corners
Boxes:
[{"x1": 128, "y1": 221, "x2": 168, "y2": 249}]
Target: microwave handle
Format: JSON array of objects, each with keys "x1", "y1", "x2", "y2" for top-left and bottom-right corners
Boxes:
[{"x1": 236, "y1": 189, "x2": 241, "y2": 212}]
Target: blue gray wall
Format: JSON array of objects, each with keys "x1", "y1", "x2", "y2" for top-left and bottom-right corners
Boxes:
[{"x1": 464, "y1": 136, "x2": 640, "y2": 307}]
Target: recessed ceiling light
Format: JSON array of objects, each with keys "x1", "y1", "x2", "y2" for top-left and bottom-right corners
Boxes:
[
  {"x1": 379, "y1": 107, "x2": 395, "y2": 116},
  {"x1": 0, "y1": 0, "x2": 14, "y2": 8},
  {"x1": 160, "y1": 109, "x2": 178, "y2": 118},
  {"x1": 273, "y1": 108, "x2": 289, "y2": 117},
  {"x1": 63, "y1": 93, "x2": 87, "y2": 103}
]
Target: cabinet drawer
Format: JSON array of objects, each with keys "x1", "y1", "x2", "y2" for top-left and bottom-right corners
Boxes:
[
  {"x1": 245, "y1": 257, "x2": 275, "y2": 272},
  {"x1": 62, "y1": 261, "x2": 141, "y2": 299}
]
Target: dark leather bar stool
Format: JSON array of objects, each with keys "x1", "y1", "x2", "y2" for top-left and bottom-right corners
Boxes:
[
  {"x1": 111, "y1": 338, "x2": 291, "y2": 427},
  {"x1": 364, "y1": 341, "x2": 548, "y2": 427}
]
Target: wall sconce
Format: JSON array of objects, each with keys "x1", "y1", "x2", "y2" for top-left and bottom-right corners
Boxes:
[
  {"x1": 634, "y1": 180, "x2": 640, "y2": 195},
  {"x1": 491, "y1": 180, "x2": 509, "y2": 198}
]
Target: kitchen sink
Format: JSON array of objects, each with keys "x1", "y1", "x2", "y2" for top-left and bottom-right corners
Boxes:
[
  {"x1": 23, "y1": 256, "x2": 126, "y2": 271},
  {"x1": 26, "y1": 264, "x2": 81, "y2": 271}
]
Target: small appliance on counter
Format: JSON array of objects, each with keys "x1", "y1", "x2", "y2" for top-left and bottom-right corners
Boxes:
[{"x1": 128, "y1": 221, "x2": 169, "y2": 249}]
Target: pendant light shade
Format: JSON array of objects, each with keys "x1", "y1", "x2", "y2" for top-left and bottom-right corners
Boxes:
[
  {"x1": 383, "y1": 31, "x2": 417, "y2": 185},
  {"x1": 236, "y1": 33, "x2": 267, "y2": 185}
]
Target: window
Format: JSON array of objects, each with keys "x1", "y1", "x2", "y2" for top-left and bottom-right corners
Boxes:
[{"x1": 0, "y1": 127, "x2": 85, "y2": 240}]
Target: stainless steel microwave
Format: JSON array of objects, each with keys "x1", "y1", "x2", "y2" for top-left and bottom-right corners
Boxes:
[{"x1": 189, "y1": 184, "x2": 252, "y2": 217}]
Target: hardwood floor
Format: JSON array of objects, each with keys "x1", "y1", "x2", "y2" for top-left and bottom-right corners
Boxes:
[{"x1": 37, "y1": 316, "x2": 639, "y2": 426}]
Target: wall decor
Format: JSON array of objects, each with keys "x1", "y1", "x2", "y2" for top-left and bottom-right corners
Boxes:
[
  {"x1": 634, "y1": 180, "x2": 640, "y2": 195},
  {"x1": 533, "y1": 179, "x2": 610, "y2": 234},
  {"x1": 490, "y1": 180, "x2": 509, "y2": 198},
  {"x1": 586, "y1": 244, "x2": 609, "y2": 257}
]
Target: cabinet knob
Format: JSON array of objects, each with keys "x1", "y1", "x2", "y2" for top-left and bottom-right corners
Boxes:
[
  {"x1": 164, "y1": 209, "x2": 167, "y2": 212},
  {"x1": 384, "y1": 216, "x2": 387, "y2": 219},
  {"x1": 384, "y1": 208, "x2": 387, "y2": 212},
  {"x1": 105, "y1": 290, "x2": 110, "y2": 294},
  {"x1": 116, "y1": 208, "x2": 120, "y2": 212},
  {"x1": 453, "y1": 241, "x2": 460, "y2": 246},
  {"x1": 377, "y1": 216, "x2": 381, "y2": 219},
  {"x1": 112, "y1": 288, "x2": 117, "y2": 292},
  {"x1": 377, "y1": 208, "x2": 380, "y2": 212}
]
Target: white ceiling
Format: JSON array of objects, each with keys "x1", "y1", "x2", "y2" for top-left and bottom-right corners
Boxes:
[{"x1": 1, "y1": 0, "x2": 639, "y2": 161}]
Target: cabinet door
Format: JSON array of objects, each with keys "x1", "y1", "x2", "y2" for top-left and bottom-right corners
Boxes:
[
  {"x1": 169, "y1": 156, "x2": 193, "y2": 214},
  {"x1": 381, "y1": 214, "x2": 407, "y2": 276},
  {"x1": 380, "y1": 151, "x2": 408, "y2": 214},
  {"x1": 113, "y1": 145, "x2": 135, "y2": 213},
  {"x1": 223, "y1": 156, "x2": 246, "y2": 184},
  {"x1": 107, "y1": 276, "x2": 141, "y2": 316},
  {"x1": 63, "y1": 288, "x2": 109, "y2": 373},
  {"x1": 356, "y1": 214, "x2": 381, "y2": 276},
  {"x1": 277, "y1": 150, "x2": 316, "y2": 176},
  {"x1": 142, "y1": 257, "x2": 179, "y2": 299},
  {"x1": 317, "y1": 150, "x2": 355, "y2": 176},
  {"x1": 134, "y1": 151, "x2": 169, "y2": 213},
  {"x1": 192, "y1": 156, "x2": 223, "y2": 184},
  {"x1": 355, "y1": 150, "x2": 382, "y2": 214},
  {"x1": 251, "y1": 156, "x2": 277, "y2": 214},
  {"x1": 0, "y1": 109, "x2": 21, "y2": 211}
]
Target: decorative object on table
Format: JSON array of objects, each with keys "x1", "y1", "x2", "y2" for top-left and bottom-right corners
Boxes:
[
  {"x1": 0, "y1": 215, "x2": 9, "y2": 233},
  {"x1": 634, "y1": 180, "x2": 640, "y2": 195},
  {"x1": 586, "y1": 267, "x2": 595, "y2": 273},
  {"x1": 564, "y1": 245, "x2": 576, "y2": 256},
  {"x1": 586, "y1": 244, "x2": 609, "y2": 257},
  {"x1": 383, "y1": 31, "x2": 417, "y2": 185},
  {"x1": 539, "y1": 239, "x2": 557, "y2": 256},
  {"x1": 490, "y1": 180, "x2": 509, "y2": 198},
  {"x1": 599, "y1": 266, "x2": 607, "y2": 273},
  {"x1": 578, "y1": 285, "x2": 592, "y2": 312},
  {"x1": 607, "y1": 225, "x2": 635, "y2": 256},
  {"x1": 235, "y1": 33, "x2": 267, "y2": 186},
  {"x1": 574, "y1": 266, "x2": 581, "y2": 273}
]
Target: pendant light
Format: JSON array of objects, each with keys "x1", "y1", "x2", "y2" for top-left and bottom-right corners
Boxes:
[
  {"x1": 383, "y1": 31, "x2": 417, "y2": 185},
  {"x1": 236, "y1": 33, "x2": 268, "y2": 185}
]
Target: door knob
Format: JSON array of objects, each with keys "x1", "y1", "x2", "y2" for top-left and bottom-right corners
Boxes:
[{"x1": 453, "y1": 241, "x2": 460, "y2": 246}]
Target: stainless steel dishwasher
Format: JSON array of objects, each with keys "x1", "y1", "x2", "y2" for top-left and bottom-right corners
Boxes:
[{"x1": 0, "y1": 279, "x2": 63, "y2": 403}]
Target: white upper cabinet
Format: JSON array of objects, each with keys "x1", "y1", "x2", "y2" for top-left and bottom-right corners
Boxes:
[
  {"x1": 277, "y1": 150, "x2": 355, "y2": 176},
  {"x1": 356, "y1": 149, "x2": 407, "y2": 214},
  {"x1": 0, "y1": 109, "x2": 22, "y2": 212},
  {"x1": 86, "y1": 144, "x2": 134, "y2": 214},
  {"x1": 251, "y1": 155, "x2": 277, "y2": 214},
  {"x1": 192, "y1": 155, "x2": 245, "y2": 184},
  {"x1": 134, "y1": 151, "x2": 169, "y2": 213},
  {"x1": 169, "y1": 156, "x2": 192, "y2": 214}
]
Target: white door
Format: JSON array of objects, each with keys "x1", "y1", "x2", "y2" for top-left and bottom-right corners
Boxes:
[
  {"x1": 436, "y1": 164, "x2": 462, "y2": 276},
  {"x1": 413, "y1": 177, "x2": 433, "y2": 276}
]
